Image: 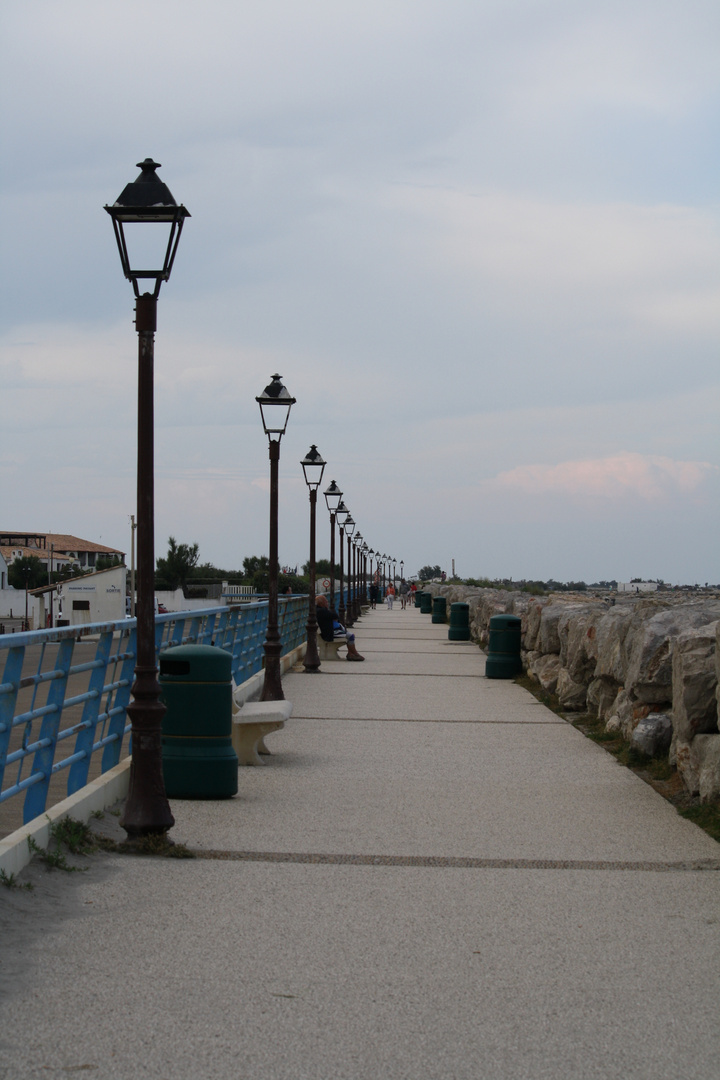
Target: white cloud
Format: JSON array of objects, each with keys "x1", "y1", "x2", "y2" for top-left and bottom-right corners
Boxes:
[{"x1": 488, "y1": 451, "x2": 717, "y2": 501}]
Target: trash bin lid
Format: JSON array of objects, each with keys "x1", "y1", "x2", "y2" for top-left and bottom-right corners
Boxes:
[
  {"x1": 488, "y1": 614, "x2": 521, "y2": 630},
  {"x1": 159, "y1": 643, "x2": 233, "y2": 682}
]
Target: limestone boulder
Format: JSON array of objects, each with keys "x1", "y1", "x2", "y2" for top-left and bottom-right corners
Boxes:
[
  {"x1": 631, "y1": 712, "x2": 673, "y2": 758},
  {"x1": 537, "y1": 603, "x2": 582, "y2": 655},
  {"x1": 694, "y1": 734, "x2": 720, "y2": 802},
  {"x1": 676, "y1": 733, "x2": 720, "y2": 800},
  {"x1": 528, "y1": 653, "x2": 561, "y2": 694},
  {"x1": 671, "y1": 622, "x2": 718, "y2": 744},
  {"x1": 556, "y1": 667, "x2": 587, "y2": 711},
  {"x1": 523, "y1": 599, "x2": 549, "y2": 652},
  {"x1": 606, "y1": 688, "x2": 636, "y2": 741},
  {"x1": 586, "y1": 676, "x2": 621, "y2": 720},
  {"x1": 624, "y1": 604, "x2": 720, "y2": 704},
  {"x1": 559, "y1": 605, "x2": 603, "y2": 687},
  {"x1": 594, "y1": 605, "x2": 635, "y2": 684}
]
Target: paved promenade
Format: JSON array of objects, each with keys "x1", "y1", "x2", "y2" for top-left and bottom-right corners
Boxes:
[{"x1": 1, "y1": 605, "x2": 719, "y2": 1079}]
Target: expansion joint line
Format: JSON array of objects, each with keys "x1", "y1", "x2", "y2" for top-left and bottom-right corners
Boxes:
[{"x1": 190, "y1": 850, "x2": 720, "y2": 872}]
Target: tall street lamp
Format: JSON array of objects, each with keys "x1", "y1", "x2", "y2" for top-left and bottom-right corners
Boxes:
[
  {"x1": 336, "y1": 501, "x2": 349, "y2": 625},
  {"x1": 368, "y1": 548, "x2": 375, "y2": 605},
  {"x1": 301, "y1": 445, "x2": 326, "y2": 673},
  {"x1": 105, "y1": 158, "x2": 189, "y2": 839},
  {"x1": 256, "y1": 374, "x2": 296, "y2": 700},
  {"x1": 360, "y1": 543, "x2": 368, "y2": 605},
  {"x1": 344, "y1": 515, "x2": 356, "y2": 626},
  {"x1": 352, "y1": 532, "x2": 363, "y2": 622},
  {"x1": 323, "y1": 480, "x2": 343, "y2": 606}
]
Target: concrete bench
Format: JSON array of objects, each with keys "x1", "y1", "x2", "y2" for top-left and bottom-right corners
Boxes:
[
  {"x1": 231, "y1": 699, "x2": 293, "y2": 766},
  {"x1": 318, "y1": 636, "x2": 347, "y2": 661}
]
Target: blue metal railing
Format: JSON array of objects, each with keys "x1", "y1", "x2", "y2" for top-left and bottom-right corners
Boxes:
[{"x1": 0, "y1": 597, "x2": 309, "y2": 825}]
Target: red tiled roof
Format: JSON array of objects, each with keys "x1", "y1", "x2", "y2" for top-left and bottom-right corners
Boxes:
[{"x1": 0, "y1": 532, "x2": 124, "y2": 556}]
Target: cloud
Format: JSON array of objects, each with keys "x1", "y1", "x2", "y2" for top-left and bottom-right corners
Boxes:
[{"x1": 488, "y1": 451, "x2": 717, "y2": 501}]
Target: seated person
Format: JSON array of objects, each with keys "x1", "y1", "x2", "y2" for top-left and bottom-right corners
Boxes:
[{"x1": 315, "y1": 595, "x2": 365, "y2": 661}]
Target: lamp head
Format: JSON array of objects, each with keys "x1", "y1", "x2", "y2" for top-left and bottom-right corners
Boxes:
[
  {"x1": 323, "y1": 480, "x2": 343, "y2": 513},
  {"x1": 256, "y1": 374, "x2": 296, "y2": 440},
  {"x1": 300, "y1": 445, "x2": 327, "y2": 490},
  {"x1": 105, "y1": 158, "x2": 190, "y2": 298}
]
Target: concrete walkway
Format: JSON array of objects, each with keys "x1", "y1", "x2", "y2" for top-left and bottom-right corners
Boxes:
[{"x1": 1, "y1": 605, "x2": 719, "y2": 1080}]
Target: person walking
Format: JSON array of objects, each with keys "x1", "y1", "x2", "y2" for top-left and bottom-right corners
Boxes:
[
  {"x1": 399, "y1": 578, "x2": 409, "y2": 609},
  {"x1": 386, "y1": 583, "x2": 395, "y2": 610}
]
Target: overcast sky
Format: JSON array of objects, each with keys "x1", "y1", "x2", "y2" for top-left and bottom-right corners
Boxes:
[{"x1": 1, "y1": 0, "x2": 718, "y2": 585}]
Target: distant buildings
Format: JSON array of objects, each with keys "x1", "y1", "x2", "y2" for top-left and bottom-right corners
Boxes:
[
  {"x1": 617, "y1": 581, "x2": 659, "y2": 594},
  {"x1": 0, "y1": 531, "x2": 125, "y2": 572}
]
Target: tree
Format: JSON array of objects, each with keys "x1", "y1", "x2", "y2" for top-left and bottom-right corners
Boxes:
[
  {"x1": 418, "y1": 564, "x2": 442, "y2": 581},
  {"x1": 302, "y1": 559, "x2": 340, "y2": 577},
  {"x1": 96, "y1": 555, "x2": 124, "y2": 572},
  {"x1": 8, "y1": 555, "x2": 47, "y2": 590},
  {"x1": 242, "y1": 555, "x2": 270, "y2": 579},
  {"x1": 155, "y1": 537, "x2": 200, "y2": 591}
]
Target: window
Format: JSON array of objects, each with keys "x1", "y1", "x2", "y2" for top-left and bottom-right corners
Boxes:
[{"x1": 72, "y1": 600, "x2": 91, "y2": 611}]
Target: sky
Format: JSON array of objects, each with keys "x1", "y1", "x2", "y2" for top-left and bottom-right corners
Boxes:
[{"x1": 1, "y1": 0, "x2": 718, "y2": 585}]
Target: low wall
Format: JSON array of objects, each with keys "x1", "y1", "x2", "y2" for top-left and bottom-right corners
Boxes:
[
  {"x1": 0, "y1": 588, "x2": 28, "y2": 620},
  {"x1": 422, "y1": 583, "x2": 720, "y2": 801}
]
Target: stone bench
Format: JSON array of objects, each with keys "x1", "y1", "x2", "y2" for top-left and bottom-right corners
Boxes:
[
  {"x1": 231, "y1": 699, "x2": 293, "y2": 766},
  {"x1": 318, "y1": 636, "x2": 347, "y2": 661}
]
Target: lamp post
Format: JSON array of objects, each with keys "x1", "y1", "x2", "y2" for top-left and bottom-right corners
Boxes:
[
  {"x1": 368, "y1": 549, "x2": 375, "y2": 606},
  {"x1": 105, "y1": 158, "x2": 189, "y2": 839},
  {"x1": 323, "y1": 480, "x2": 343, "y2": 607},
  {"x1": 301, "y1": 445, "x2": 326, "y2": 673},
  {"x1": 344, "y1": 515, "x2": 356, "y2": 626},
  {"x1": 336, "y1": 501, "x2": 349, "y2": 625},
  {"x1": 353, "y1": 532, "x2": 363, "y2": 621},
  {"x1": 361, "y1": 543, "x2": 368, "y2": 605},
  {"x1": 256, "y1": 374, "x2": 296, "y2": 700}
]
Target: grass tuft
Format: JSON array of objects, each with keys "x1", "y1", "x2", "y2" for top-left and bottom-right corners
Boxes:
[
  {"x1": 0, "y1": 868, "x2": 33, "y2": 891},
  {"x1": 678, "y1": 804, "x2": 720, "y2": 844},
  {"x1": 119, "y1": 833, "x2": 195, "y2": 859}
]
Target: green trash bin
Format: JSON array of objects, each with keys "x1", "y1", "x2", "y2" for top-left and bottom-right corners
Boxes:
[
  {"x1": 432, "y1": 596, "x2": 447, "y2": 623},
  {"x1": 485, "y1": 614, "x2": 523, "y2": 678},
  {"x1": 414, "y1": 590, "x2": 423, "y2": 608},
  {"x1": 420, "y1": 592, "x2": 432, "y2": 614},
  {"x1": 448, "y1": 602, "x2": 470, "y2": 640},
  {"x1": 160, "y1": 644, "x2": 238, "y2": 799}
]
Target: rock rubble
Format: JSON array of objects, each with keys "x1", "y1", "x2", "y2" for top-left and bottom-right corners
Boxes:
[{"x1": 422, "y1": 584, "x2": 720, "y2": 801}]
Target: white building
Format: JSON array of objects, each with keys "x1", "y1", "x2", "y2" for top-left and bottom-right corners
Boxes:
[
  {"x1": 33, "y1": 565, "x2": 128, "y2": 629},
  {"x1": 617, "y1": 581, "x2": 659, "y2": 594}
]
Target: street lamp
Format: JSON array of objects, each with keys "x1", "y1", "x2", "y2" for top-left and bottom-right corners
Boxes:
[
  {"x1": 336, "y1": 501, "x2": 349, "y2": 625},
  {"x1": 256, "y1": 375, "x2": 296, "y2": 700},
  {"x1": 301, "y1": 445, "x2": 326, "y2": 673},
  {"x1": 105, "y1": 158, "x2": 189, "y2": 839},
  {"x1": 362, "y1": 540, "x2": 369, "y2": 609},
  {"x1": 323, "y1": 480, "x2": 343, "y2": 606},
  {"x1": 344, "y1": 514, "x2": 356, "y2": 626},
  {"x1": 352, "y1": 532, "x2": 363, "y2": 621},
  {"x1": 367, "y1": 548, "x2": 376, "y2": 607}
]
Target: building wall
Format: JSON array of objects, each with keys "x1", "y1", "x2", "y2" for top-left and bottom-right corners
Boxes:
[{"x1": 56, "y1": 566, "x2": 127, "y2": 627}]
